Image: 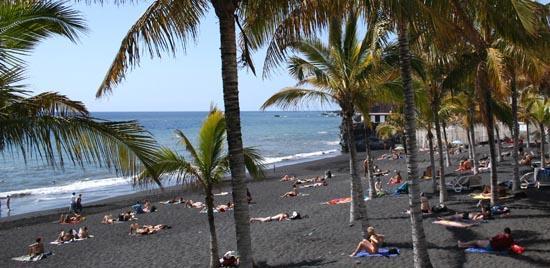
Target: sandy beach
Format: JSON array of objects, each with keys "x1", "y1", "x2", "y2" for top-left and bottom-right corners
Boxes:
[{"x1": 1, "y1": 146, "x2": 550, "y2": 267}]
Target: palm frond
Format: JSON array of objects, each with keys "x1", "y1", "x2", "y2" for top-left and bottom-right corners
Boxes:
[
  {"x1": 260, "y1": 87, "x2": 334, "y2": 110},
  {"x1": 96, "y1": 0, "x2": 208, "y2": 97}
]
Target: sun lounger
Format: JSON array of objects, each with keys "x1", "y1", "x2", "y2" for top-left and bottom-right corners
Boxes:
[
  {"x1": 353, "y1": 248, "x2": 400, "y2": 257},
  {"x1": 444, "y1": 175, "x2": 482, "y2": 193}
]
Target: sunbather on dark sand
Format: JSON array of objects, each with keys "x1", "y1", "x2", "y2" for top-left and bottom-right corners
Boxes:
[
  {"x1": 456, "y1": 159, "x2": 473, "y2": 172},
  {"x1": 300, "y1": 180, "x2": 328, "y2": 188},
  {"x1": 458, "y1": 227, "x2": 514, "y2": 251},
  {"x1": 129, "y1": 223, "x2": 170, "y2": 235},
  {"x1": 27, "y1": 238, "x2": 44, "y2": 257},
  {"x1": 350, "y1": 227, "x2": 385, "y2": 256},
  {"x1": 388, "y1": 171, "x2": 402, "y2": 185},
  {"x1": 185, "y1": 200, "x2": 205, "y2": 209},
  {"x1": 59, "y1": 213, "x2": 83, "y2": 224},
  {"x1": 281, "y1": 186, "x2": 299, "y2": 197},
  {"x1": 280, "y1": 175, "x2": 295, "y2": 181},
  {"x1": 439, "y1": 206, "x2": 491, "y2": 221},
  {"x1": 216, "y1": 202, "x2": 234, "y2": 212},
  {"x1": 250, "y1": 213, "x2": 289, "y2": 223}
]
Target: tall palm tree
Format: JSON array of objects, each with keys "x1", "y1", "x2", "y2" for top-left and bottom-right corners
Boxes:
[
  {"x1": 0, "y1": 1, "x2": 159, "y2": 176},
  {"x1": 139, "y1": 109, "x2": 264, "y2": 268},
  {"x1": 261, "y1": 14, "x2": 396, "y2": 236},
  {"x1": 83, "y1": 0, "x2": 296, "y2": 264}
]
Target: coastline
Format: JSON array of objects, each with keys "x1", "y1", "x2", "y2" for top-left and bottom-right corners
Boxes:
[{"x1": 0, "y1": 151, "x2": 347, "y2": 230}]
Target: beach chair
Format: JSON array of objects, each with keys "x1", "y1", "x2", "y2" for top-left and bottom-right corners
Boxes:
[
  {"x1": 520, "y1": 168, "x2": 550, "y2": 189},
  {"x1": 445, "y1": 175, "x2": 482, "y2": 193}
]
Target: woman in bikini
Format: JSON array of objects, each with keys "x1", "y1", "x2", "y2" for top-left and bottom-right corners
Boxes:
[
  {"x1": 250, "y1": 213, "x2": 289, "y2": 223},
  {"x1": 350, "y1": 227, "x2": 385, "y2": 256},
  {"x1": 281, "y1": 186, "x2": 299, "y2": 197}
]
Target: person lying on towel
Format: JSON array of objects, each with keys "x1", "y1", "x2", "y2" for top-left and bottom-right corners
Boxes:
[
  {"x1": 281, "y1": 185, "x2": 299, "y2": 197},
  {"x1": 439, "y1": 206, "x2": 492, "y2": 222},
  {"x1": 129, "y1": 223, "x2": 170, "y2": 235},
  {"x1": 350, "y1": 227, "x2": 385, "y2": 256},
  {"x1": 388, "y1": 171, "x2": 402, "y2": 185},
  {"x1": 458, "y1": 227, "x2": 514, "y2": 251}
]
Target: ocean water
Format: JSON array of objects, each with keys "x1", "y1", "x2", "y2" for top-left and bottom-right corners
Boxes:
[{"x1": 0, "y1": 111, "x2": 341, "y2": 216}]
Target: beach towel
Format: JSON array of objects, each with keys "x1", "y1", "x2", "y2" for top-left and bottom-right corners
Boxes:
[
  {"x1": 161, "y1": 200, "x2": 184, "y2": 205},
  {"x1": 325, "y1": 197, "x2": 352, "y2": 205},
  {"x1": 12, "y1": 252, "x2": 53, "y2": 262},
  {"x1": 391, "y1": 183, "x2": 408, "y2": 195},
  {"x1": 214, "y1": 192, "x2": 229, "y2": 196},
  {"x1": 354, "y1": 248, "x2": 400, "y2": 258},
  {"x1": 433, "y1": 220, "x2": 478, "y2": 228},
  {"x1": 465, "y1": 247, "x2": 507, "y2": 254},
  {"x1": 470, "y1": 193, "x2": 514, "y2": 200}
]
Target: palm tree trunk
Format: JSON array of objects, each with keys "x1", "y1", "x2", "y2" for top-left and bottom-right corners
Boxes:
[
  {"x1": 343, "y1": 105, "x2": 369, "y2": 236},
  {"x1": 364, "y1": 124, "x2": 375, "y2": 199},
  {"x1": 526, "y1": 123, "x2": 531, "y2": 149},
  {"x1": 469, "y1": 110, "x2": 479, "y2": 174},
  {"x1": 433, "y1": 101, "x2": 447, "y2": 204},
  {"x1": 495, "y1": 124, "x2": 502, "y2": 162},
  {"x1": 540, "y1": 123, "x2": 546, "y2": 168},
  {"x1": 467, "y1": 128, "x2": 473, "y2": 160},
  {"x1": 476, "y1": 62, "x2": 499, "y2": 205},
  {"x1": 212, "y1": 2, "x2": 253, "y2": 266},
  {"x1": 397, "y1": 19, "x2": 433, "y2": 268},
  {"x1": 511, "y1": 68, "x2": 520, "y2": 191},
  {"x1": 204, "y1": 184, "x2": 220, "y2": 268},
  {"x1": 442, "y1": 121, "x2": 451, "y2": 167},
  {"x1": 427, "y1": 127, "x2": 437, "y2": 193}
]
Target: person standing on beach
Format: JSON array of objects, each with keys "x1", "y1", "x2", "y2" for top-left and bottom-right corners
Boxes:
[
  {"x1": 6, "y1": 195, "x2": 10, "y2": 211},
  {"x1": 69, "y1": 192, "x2": 77, "y2": 213},
  {"x1": 76, "y1": 194, "x2": 83, "y2": 214}
]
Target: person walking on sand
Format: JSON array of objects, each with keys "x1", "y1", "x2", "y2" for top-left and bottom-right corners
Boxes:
[
  {"x1": 69, "y1": 192, "x2": 77, "y2": 213},
  {"x1": 6, "y1": 195, "x2": 10, "y2": 211}
]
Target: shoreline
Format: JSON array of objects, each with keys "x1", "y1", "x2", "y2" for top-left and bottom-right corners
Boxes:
[{"x1": 0, "y1": 152, "x2": 349, "y2": 230}]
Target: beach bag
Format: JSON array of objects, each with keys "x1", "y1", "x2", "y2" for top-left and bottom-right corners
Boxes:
[
  {"x1": 510, "y1": 244, "x2": 525, "y2": 254},
  {"x1": 388, "y1": 248, "x2": 399, "y2": 255}
]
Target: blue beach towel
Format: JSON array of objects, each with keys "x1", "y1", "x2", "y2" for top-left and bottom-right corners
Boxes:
[
  {"x1": 465, "y1": 247, "x2": 507, "y2": 254},
  {"x1": 354, "y1": 248, "x2": 400, "y2": 257}
]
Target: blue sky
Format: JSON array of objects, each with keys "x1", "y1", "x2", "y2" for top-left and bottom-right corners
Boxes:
[{"x1": 25, "y1": 2, "x2": 300, "y2": 112}]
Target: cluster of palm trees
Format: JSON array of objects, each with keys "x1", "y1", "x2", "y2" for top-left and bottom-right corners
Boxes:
[{"x1": 2, "y1": 1, "x2": 549, "y2": 267}]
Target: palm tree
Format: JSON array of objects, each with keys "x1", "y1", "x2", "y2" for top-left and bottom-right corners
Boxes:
[
  {"x1": 0, "y1": 1, "x2": 159, "y2": 176},
  {"x1": 529, "y1": 98, "x2": 550, "y2": 167},
  {"x1": 442, "y1": 0, "x2": 549, "y2": 205},
  {"x1": 84, "y1": 0, "x2": 285, "y2": 264},
  {"x1": 261, "y1": 14, "x2": 396, "y2": 236},
  {"x1": 139, "y1": 109, "x2": 264, "y2": 268}
]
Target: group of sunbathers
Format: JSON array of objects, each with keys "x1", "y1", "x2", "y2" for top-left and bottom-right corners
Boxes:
[
  {"x1": 54, "y1": 227, "x2": 91, "y2": 243},
  {"x1": 132, "y1": 200, "x2": 156, "y2": 214},
  {"x1": 280, "y1": 175, "x2": 328, "y2": 197},
  {"x1": 376, "y1": 151, "x2": 403, "y2": 160}
]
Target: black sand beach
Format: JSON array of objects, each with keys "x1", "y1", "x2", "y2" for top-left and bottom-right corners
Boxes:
[{"x1": 1, "y1": 147, "x2": 550, "y2": 267}]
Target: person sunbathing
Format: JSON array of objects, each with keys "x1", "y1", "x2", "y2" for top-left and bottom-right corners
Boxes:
[
  {"x1": 422, "y1": 166, "x2": 433, "y2": 178},
  {"x1": 519, "y1": 153, "x2": 534, "y2": 166},
  {"x1": 167, "y1": 197, "x2": 185, "y2": 204},
  {"x1": 281, "y1": 186, "x2": 299, "y2": 197},
  {"x1": 300, "y1": 180, "x2": 328, "y2": 188},
  {"x1": 56, "y1": 229, "x2": 75, "y2": 242},
  {"x1": 102, "y1": 214, "x2": 114, "y2": 224},
  {"x1": 185, "y1": 200, "x2": 205, "y2": 209},
  {"x1": 250, "y1": 213, "x2": 289, "y2": 223},
  {"x1": 220, "y1": 251, "x2": 240, "y2": 267},
  {"x1": 280, "y1": 175, "x2": 295, "y2": 181},
  {"x1": 458, "y1": 227, "x2": 514, "y2": 251},
  {"x1": 118, "y1": 211, "x2": 136, "y2": 222},
  {"x1": 129, "y1": 223, "x2": 170, "y2": 235},
  {"x1": 388, "y1": 171, "x2": 402, "y2": 185},
  {"x1": 78, "y1": 227, "x2": 90, "y2": 239},
  {"x1": 216, "y1": 202, "x2": 234, "y2": 212},
  {"x1": 143, "y1": 200, "x2": 157, "y2": 213},
  {"x1": 377, "y1": 153, "x2": 391, "y2": 160},
  {"x1": 350, "y1": 226, "x2": 385, "y2": 256},
  {"x1": 439, "y1": 206, "x2": 491, "y2": 222},
  {"x1": 59, "y1": 213, "x2": 82, "y2": 224},
  {"x1": 27, "y1": 238, "x2": 44, "y2": 257},
  {"x1": 456, "y1": 160, "x2": 473, "y2": 172}
]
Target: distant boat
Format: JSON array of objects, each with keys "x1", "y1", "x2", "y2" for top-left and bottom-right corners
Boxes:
[
  {"x1": 321, "y1": 111, "x2": 339, "y2": 117},
  {"x1": 274, "y1": 115, "x2": 281, "y2": 117}
]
